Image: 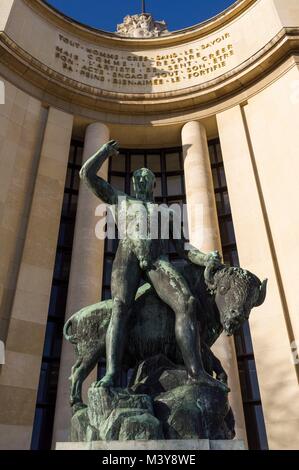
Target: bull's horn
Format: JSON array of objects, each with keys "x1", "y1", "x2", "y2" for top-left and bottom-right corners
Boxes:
[
  {"x1": 204, "y1": 262, "x2": 223, "y2": 290},
  {"x1": 255, "y1": 279, "x2": 268, "y2": 307}
]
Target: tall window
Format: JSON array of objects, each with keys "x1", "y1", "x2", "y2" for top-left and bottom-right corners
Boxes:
[
  {"x1": 31, "y1": 140, "x2": 83, "y2": 450},
  {"x1": 209, "y1": 139, "x2": 268, "y2": 450}
]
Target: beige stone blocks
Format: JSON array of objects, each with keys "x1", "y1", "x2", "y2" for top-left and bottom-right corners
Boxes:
[
  {"x1": 0, "y1": 385, "x2": 36, "y2": 426},
  {"x1": 0, "y1": 81, "x2": 44, "y2": 341},
  {"x1": 0, "y1": 106, "x2": 74, "y2": 449},
  {"x1": 0, "y1": 424, "x2": 32, "y2": 450},
  {"x1": 217, "y1": 101, "x2": 299, "y2": 449}
]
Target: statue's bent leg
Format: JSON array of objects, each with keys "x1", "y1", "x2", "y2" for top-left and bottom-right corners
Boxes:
[
  {"x1": 146, "y1": 259, "x2": 228, "y2": 391},
  {"x1": 99, "y1": 244, "x2": 141, "y2": 388}
]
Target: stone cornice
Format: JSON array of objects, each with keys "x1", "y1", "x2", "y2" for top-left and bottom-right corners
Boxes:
[{"x1": 0, "y1": 27, "x2": 299, "y2": 115}]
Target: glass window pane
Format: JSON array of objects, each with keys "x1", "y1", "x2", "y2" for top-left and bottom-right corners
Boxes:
[
  {"x1": 247, "y1": 359, "x2": 260, "y2": 401},
  {"x1": 111, "y1": 153, "x2": 126, "y2": 172},
  {"x1": 219, "y1": 166, "x2": 227, "y2": 187},
  {"x1": 62, "y1": 193, "x2": 70, "y2": 216},
  {"x1": 147, "y1": 154, "x2": 161, "y2": 172},
  {"x1": 165, "y1": 152, "x2": 181, "y2": 171},
  {"x1": 65, "y1": 168, "x2": 72, "y2": 189},
  {"x1": 226, "y1": 219, "x2": 236, "y2": 244},
  {"x1": 75, "y1": 146, "x2": 83, "y2": 165},
  {"x1": 231, "y1": 249, "x2": 239, "y2": 266},
  {"x1": 102, "y1": 288, "x2": 111, "y2": 300},
  {"x1": 131, "y1": 154, "x2": 145, "y2": 171},
  {"x1": 73, "y1": 170, "x2": 80, "y2": 191},
  {"x1": 43, "y1": 323, "x2": 56, "y2": 358},
  {"x1": 254, "y1": 405, "x2": 268, "y2": 450},
  {"x1": 69, "y1": 194, "x2": 78, "y2": 218},
  {"x1": 36, "y1": 364, "x2": 49, "y2": 404},
  {"x1": 106, "y1": 237, "x2": 118, "y2": 253},
  {"x1": 104, "y1": 259, "x2": 113, "y2": 285},
  {"x1": 31, "y1": 408, "x2": 44, "y2": 450},
  {"x1": 68, "y1": 145, "x2": 76, "y2": 164},
  {"x1": 167, "y1": 175, "x2": 182, "y2": 196},
  {"x1": 238, "y1": 365, "x2": 247, "y2": 397},
  {"x1": 209, "y1": 145, "x2": 217, "y2": 164},
  {"x1": 215, "y1": 193, "x2": 223, "y2": 214},
  {"x1": 242, "y1": 321, "x2": 254, "y2": 354},
  {"x1": 48, "y1": 284, "x2": 67, "y2": 317},
  {"x1": 234, "y1": 333, "x2": 244, "y2": 356},
  {"x1": 154, "y1": 177, "x2": 162, "y2": 197},
  {"x1": 58, "y1": 221, "x2": 74, "y2": 247},
  {"x1": 110, "y1": 176, "x2": 125, "y2": 192},
  {"x1": 215, "y1": 143, "x2": 223, "y2": 163},
  {"x1": 212, "y1": 168, "x2": 220, "y2": 189},
  {"x1": 222, "y1": 192, "x2": 231, "y2": 214}
]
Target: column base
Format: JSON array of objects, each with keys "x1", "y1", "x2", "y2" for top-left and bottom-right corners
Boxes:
[{"x1": 56, "y1": 439, "x2": 245, "y2": 450}]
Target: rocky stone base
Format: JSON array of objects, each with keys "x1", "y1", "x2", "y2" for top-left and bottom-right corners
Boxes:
[
  {"x1": 70, "y1": 355, "x2": 235, "y2": 443},
  {"x1": 56, "y1": 439, "x2": 245, "y2": 450}
]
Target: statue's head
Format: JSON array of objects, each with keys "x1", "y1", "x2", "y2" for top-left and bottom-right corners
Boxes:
[
  {"x1": 132, "y1": 168, "x2": 156, "y2": 201},
  {"x1": 204, "y1": 265, "x2": 267, "y2": 336}
]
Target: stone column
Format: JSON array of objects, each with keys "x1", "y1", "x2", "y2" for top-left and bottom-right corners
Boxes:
[
  {"x1": 0, "y1": 107, "x2": 74, "y2": 450},
  {"x1": 0, "y1": 83, "x2": 45, "y2": 345},
  {"x1": 181, "y1": 121, "x2": 247, "y2": 443},
  {"x1": 52, "y1": 123, "x2": 110, "y2": 445}
]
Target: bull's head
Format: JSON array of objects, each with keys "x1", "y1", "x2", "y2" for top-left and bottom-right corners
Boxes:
[{"x1": 204, "y1": 264, "x2": 267, "y2": 336}]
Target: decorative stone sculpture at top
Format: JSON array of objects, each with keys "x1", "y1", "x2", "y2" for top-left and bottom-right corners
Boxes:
[
  {"x1": 64, "y1": 140, "x2": 268, "y2": 443},
  {"x1": 116, "y1": 13, "x2": 169, "y2": 38}
]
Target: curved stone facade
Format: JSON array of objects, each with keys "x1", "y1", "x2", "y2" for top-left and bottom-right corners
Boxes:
[{"x1": 0, "y1": 0, "x2": 299, "y2": 450}]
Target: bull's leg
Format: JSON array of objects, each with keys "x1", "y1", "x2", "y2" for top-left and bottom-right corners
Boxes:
[
  {"x1": 70, "y1": 357, "x2": 97, "y2": 407},
  {"x1": 70, "y1": 358, "x2": 82, "y2": 406}
]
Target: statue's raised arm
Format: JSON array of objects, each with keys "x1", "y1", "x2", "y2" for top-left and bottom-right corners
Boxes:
[{"x1": 79, "y1": 140, "x2": 126, "y2": 205}]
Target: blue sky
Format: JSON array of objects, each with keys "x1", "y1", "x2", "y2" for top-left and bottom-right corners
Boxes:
[{"x1": 46, "y1": 0, "x2": 236, "y2": 32}]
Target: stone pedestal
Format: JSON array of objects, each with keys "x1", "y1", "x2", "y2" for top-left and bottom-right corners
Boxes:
[
  {"x1": 56, "y1": 439, "x2": 245, "y2": 450},
  {"x1": 69, "y1": 356, "x2": 236, "y2": 444}
]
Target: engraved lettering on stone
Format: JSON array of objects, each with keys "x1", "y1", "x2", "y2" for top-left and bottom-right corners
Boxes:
[{"x1": 54, "y1": 32, "x2": 234, "y2": 89}]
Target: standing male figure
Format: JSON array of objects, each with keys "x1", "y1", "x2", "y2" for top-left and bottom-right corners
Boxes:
[{"x1": 80, "y1": 140, "x2": 224, "y2": 389}]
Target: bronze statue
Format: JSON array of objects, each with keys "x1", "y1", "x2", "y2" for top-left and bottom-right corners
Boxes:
[
  {"x1": 64, "y1": 262, "x2": 267, "y2": 408},
  {"x1": 64, "y1": 139, "x2": 267, "y2": 442},
  {"x1": 79, "y1": 140, "x2": 225, "y2": 390}
]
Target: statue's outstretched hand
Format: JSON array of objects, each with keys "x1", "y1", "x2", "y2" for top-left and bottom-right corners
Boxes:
[
  {"x1": 206, "y1": 250, "x2": 222, "y2": 265},
  {"x1": 101, "y1": 140, "x2": 120, "y2": 158},
  {"x1": 188, "y1": 249, "x2": 222, "y2": 268}
]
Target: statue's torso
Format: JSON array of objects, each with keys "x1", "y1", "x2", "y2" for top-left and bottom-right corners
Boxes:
[{"x1": 114, "y1": 197, "x2": 169, "y2": 268}]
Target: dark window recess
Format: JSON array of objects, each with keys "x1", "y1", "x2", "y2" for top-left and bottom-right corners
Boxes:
[
  {"x1": 209, "y1": 139, "x2": 268, "y2": 450},
  {"x1": 31, "y1": 140, "x2": 83, "y2": 450}
]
